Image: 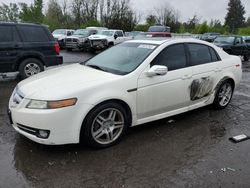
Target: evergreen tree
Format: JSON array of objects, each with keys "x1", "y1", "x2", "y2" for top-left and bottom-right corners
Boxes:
[
  {"x1": 0, "y1": 3, "x2": 19, "y2": 22},
  {"x1": 19, "y1": 0, "x2": 44, "y2": 23},
  {"x1": 44, "y1": 0, "x2": 63, "y2": 30},
  {"x1": 225, "y1": 0, "x2": 245, "y2": 33}
]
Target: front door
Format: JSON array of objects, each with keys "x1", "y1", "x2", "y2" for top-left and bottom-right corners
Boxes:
[{"x1": 137, "y1": 43, "x2": 193, "y2": 121}]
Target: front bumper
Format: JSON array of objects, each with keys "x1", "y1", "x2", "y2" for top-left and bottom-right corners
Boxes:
[
  {"x1": 9, "y1": 93, "x2": 94, "y2": 145},
  {"x1": 89, "y1": 40, "x2": 108, "y2": 50}
]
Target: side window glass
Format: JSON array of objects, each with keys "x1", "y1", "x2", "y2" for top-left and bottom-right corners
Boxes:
[
  {"x1": 188, "y1": 44, "x2": 211, "y2": 65},
  {"x1": 0, "y1": 26, "x2": 13, "y2": 42},
  {"x1": 117, "y1": 31, "x2": 123, "y2": 37},
  {"x1": 209, "y1": 47, "x2": 220, "y2": 62},
  {"x1": 18, "y1": 25, "x2": 49, "y2": 42},
  {"x1": 235, "y1": 38, "x2": 241, "y2": 44},
  {"x1": 153, "y1": 44, "x2": 187, "y2": 71}
]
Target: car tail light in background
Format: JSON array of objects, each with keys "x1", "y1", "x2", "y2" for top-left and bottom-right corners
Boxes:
[{"x1": 54, "y1": 42, "x2": 60, "y2": 55}]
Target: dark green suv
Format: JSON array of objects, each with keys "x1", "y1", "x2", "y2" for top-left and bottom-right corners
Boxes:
[{"x1": 0, "y1": 22, "x2": 63, "y2": 79}]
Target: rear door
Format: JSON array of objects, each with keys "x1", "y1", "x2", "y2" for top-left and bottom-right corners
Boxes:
[
  {"x1": 0, "y1": 25, "x2": 22, "y2": 72},
  {"x1": 232, "y1": 37, "x2": 245, "y2": 55},
  {"x1": 187, "y1": 43, "x2": 222, "y2": 109},
  {"x1": 17, "y1": 25, "x2": 53, "y2": 57}
]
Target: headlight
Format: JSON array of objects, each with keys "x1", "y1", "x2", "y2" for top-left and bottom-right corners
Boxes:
[
  {"x1": 26, "y1": 98, "x2": 77, "y2": 109},
  {"x1": 79, "y1": 38, "x2": 86, "y2": 43}
]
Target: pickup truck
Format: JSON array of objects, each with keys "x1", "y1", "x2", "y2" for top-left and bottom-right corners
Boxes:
[
  {"x1": 87, "y1": 30, "x2": 129, "y2": 52},
  {"x1": 52, "y1": 29, "x2": 75, "y2": 48},
  {"x1": 213, "y1": 36, "x2": 250, "y2": 61},
  {"x1": 65, "y1": 27, "x2": 107, "y2": 51}
]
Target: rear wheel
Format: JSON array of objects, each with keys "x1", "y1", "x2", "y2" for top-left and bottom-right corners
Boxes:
[
  {"x1": 213, "y1": 80, "x2": 234, "y2": 109},
  {"x1": 81, "y1": 102, "x2": 129, "y2": 148},
  {"x1": 19, "y1": 58, "x2": 44, "y2": 79}
]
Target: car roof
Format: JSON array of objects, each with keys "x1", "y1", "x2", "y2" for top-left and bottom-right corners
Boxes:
[
  {"x1": 126, "y1": 38, "x2": 210, "y2": 45},
  {"x1": 0, "y1": 21, "x2": 43, "y2": 27}
]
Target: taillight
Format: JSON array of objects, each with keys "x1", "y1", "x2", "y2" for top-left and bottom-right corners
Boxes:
[{"x1": 54, "y1": 42, "x2": 60, "y2": 55}]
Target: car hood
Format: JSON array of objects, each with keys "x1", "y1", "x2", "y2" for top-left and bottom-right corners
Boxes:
[
  {"x1": 88, "y1": 35, "x2": 110, "y2": 40},
  {"x1": 67, "y1": 35, "x2": 87, "y2": 39},
  {"x1": 17, "y1": 64, "x2": 119, "y2": 100},
  {"x1": 53, "y1": 34, "x2": 66, "y2": 38}
]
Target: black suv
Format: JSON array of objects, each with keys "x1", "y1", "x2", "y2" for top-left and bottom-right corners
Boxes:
[{"x1": 0, "y1": 22, "x2": 63, "y2": 79}]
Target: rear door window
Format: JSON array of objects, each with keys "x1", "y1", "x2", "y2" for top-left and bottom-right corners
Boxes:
[
  {"x1": 0, "y1": 26, "x2": 13, "y2": 43},
  {"x1": 209, "y1": 47, "x2": 220, "y2": 62},
  {"x1": 152, "y1": 44, "x2": 187, "y2": 71},
  {"x1": 18, "y1": 25, "x2": 50, "y2": 42},
  {"x1": 188, "y1": 44, "x2": 212, "y2": 66}
]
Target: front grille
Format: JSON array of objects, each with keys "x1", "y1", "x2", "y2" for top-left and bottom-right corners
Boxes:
[
  {"x1": 17, "y1": 123, "x2": 37, "y2": 136},
  {"x1": 73, "y1": 38, "x2": 78, "y2": 42},
  {"x1": 91, "y1": 40, "x2": 107, "y2": 47},
  {"x1": 66, "y1": 38, "x2": 72, "y2": 42}
]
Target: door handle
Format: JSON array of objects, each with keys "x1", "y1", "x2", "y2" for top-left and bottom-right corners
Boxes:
[
  {"x1": 14, "y1": 45, "x2": 21, "y2": 49},
  {"x1": 214, "y1": 68, "x2": 222, "y2": 72},
  {"x1": 182, "y1": 75, "x2": 192, "y2": 80}
]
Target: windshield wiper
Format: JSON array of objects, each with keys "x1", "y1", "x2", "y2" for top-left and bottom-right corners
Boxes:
[{"x1": 86, "y1": 64, "x2": 106, "y2": 72}]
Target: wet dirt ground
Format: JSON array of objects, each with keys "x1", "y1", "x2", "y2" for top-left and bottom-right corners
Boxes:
[{"x1": 0, "y1": 60, "x2": 250, "y2": 188}]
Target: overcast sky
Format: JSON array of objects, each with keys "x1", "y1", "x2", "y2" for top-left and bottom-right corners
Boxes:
[{"x1": 1, "y1": 0, "x2": 250, "y2": 23}]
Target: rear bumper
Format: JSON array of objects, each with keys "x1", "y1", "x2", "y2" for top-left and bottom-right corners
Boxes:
[{"x1": 44, "y1": 56, "x2": 63, "y2": 67}]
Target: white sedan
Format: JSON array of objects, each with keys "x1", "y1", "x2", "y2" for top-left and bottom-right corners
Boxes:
[{"x1": 8, "y1": 38, "x2": 242, "y2": 148}]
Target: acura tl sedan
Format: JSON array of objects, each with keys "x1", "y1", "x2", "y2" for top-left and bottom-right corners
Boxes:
[{"x1": 8, "y1": 38, "x2": 242, "y2": 148}]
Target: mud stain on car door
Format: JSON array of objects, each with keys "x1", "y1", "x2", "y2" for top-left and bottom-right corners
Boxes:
[{"x1": 190, "y1": 77, "x2": 214, "y2": 101}]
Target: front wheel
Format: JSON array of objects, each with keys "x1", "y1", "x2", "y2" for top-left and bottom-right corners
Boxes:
[
  {"x1": 213, "y1": 80, "x2": 234, "y2": 109},
  {"x1": 81, "y1": 102, "x2": 129, "y2": 148},
  {"x1": 19, "y1": 58, "x2": 44, "y2": 79}
]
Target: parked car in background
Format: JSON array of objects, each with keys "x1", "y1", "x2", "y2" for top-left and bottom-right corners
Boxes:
[
  {"x1": 243, "y1": 36, "x2": 250, "y2": 44},
  {"x1": 148, "y1": 25, "x2": 171, "y2": 32},
  {"x1": 145, "y1": 32, "x2": 172, "y2": 38},
  {"x1": 87, "y1": 29, "x2": 129, "y2": 52},
  {"x1": 213, "y1": 36, "x2": 250, "y2": 61},
  {"x1": 201, "y1": 32, "x2": 220, "y2": 42},
  {"x1": 126, "y1": 31, "x2": 144, "y2": 39},
  {"x1": 0, "y1": 22, "x2": 62, "y2": 79},
  {"x1": 52, "y1": 29, "x2": 75, "y2": 48},
  {"x1": 9, "y1": 38, "x2": 242, "y2": 148},
  {"x1": 65, "y1": 28, "x2": 103, "y2": 51}
]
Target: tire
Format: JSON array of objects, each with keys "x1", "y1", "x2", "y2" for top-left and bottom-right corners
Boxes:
[
  {"x1": 19, "y1": 58, "x2": 44, "y2": 79},
  {"x1": 213, "y1": 80, "x2": 234, "y2": 109},
  {"x1": 81, "y1": 102, "x2": 129, "y2": 148},
  {"x1": 108, "y1": 43, "x2": 114, "y2": 48},
  {"x1": 89, "y1": 48, "x2": 96, "y2": 54},
  {"x1": 243, "y1": 55, "x2": 249, "y2": 62}
]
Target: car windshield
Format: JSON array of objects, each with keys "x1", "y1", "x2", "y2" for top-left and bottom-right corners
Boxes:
[
  {"x1": 53, "y1": 29, "x2": 66, "y2": 35},
  {"x1": 97, "y1": 30, "x2": 114, "y2": 36},
  {"x1": 84, "y1": 42, "x2": 157, "y2": 75},
  {"x1": 73, "y1": 29, "x2": 89, "y2": 36},
  {"x1": 214, "y1": 37, "x2": 235, "y2": 44}
]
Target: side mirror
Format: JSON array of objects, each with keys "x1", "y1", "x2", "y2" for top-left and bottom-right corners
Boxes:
[
  {"x1": 114, "y1": 34, "x2": 118, "y2": 40},
  {"x1": 146, "y1": 65, "x2": 168, "y2": 77}
]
